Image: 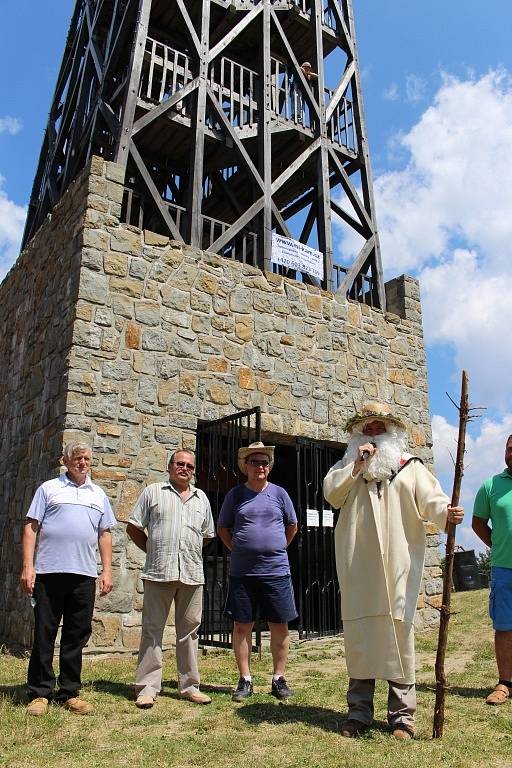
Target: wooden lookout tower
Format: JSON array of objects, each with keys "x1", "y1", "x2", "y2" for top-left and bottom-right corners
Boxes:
[{"x1": 23, "y1": 0, "x2": 385, "y2": 307}]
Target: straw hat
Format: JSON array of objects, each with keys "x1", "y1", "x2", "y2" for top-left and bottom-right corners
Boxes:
[
  {"x1": 238, "y1": 442, "x2": 275, "y2": 474},
  {"x1": 344, "y1": 401, "x2": 406, "y2": 433}
]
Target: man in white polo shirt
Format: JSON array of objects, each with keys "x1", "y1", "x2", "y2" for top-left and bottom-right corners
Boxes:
[
  {"x1": 20, "y1": 442, "x2": 116, "y2": 716},
  {"x1": 127, "y1": 449, "x2": 215, "y2": 708}
]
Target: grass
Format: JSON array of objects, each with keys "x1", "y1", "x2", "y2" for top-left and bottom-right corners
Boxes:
[{"x1": 1, "y1": 590, "x2": 510, "y2": 768}]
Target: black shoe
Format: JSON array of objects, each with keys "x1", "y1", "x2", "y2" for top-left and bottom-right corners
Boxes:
[
  {"x1": 271, "y1": 676, "x2": 294, "y2": 700},
  {"x1": 341, "y1": 719, "x2": 368, "y2": 738},
  {"x1": 232, "y1": 678, "x2": 253, "y2": 702}
]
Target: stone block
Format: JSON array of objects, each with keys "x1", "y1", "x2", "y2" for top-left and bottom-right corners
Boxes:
[
  {"x1": 135, "y1": 301, "x2": 160, "y2": 326},
  {"x1": 207, "y1": 383, "x2": 230, "y2": 405},
  {"x1": 125, "y1": 321, "x2": 141, "y2": 349},
  {"x1": 208, "y1": 358, "x2": 229, "y2": 373},
  {"x1": 144, "y1": 230, "x2": 169, "y2": 246},
  {"x1": 229, "y1": 290, "x2": 251, "y2": 313},
  {"x1": 142, "y1": 330, "x2": 168, "y2": 352},
  {"x1": 104, "y1": 252, "x2": 129, "y2": 278},
  {"x1": 238, "y1": 367, "x2": 255, "y2": 390},
  {"x1": 110, "y1": 276, "x2": 144, "y2": 298},
  {"x1": 110, "y1": 229, "x2": 141, "y2": 256},
  {"x1": 116, "y1": 480, "x2": 143, "y2": 521},
  {"x1": 180, "y1": 373, "x2": 198, "y2": 396},
  {"x1": 235, "y1": 316, "x2": 254, "y2": 342},
  {"x1": 91, "y1": 615, "x2": 121, "y2": 647},
  {"x1": 78, "y1": 268, "x2": 108, "y2": 304}
]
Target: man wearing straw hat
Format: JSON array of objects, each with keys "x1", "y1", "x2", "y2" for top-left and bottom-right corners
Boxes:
[
  {"x1": 323, "y1": 402, "x2": 463, "y2": 740},
  {"x1": 218, "y1": 442, "x2": 298, "y2": 702}
]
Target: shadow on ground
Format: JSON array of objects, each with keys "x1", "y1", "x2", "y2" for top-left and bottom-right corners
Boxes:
[
  {"x1": 0, "y1": 684, "x2": 26, "y2": 703},
  {"x1": 416, "y1": 682, "x2": 489, "y2": 700}
]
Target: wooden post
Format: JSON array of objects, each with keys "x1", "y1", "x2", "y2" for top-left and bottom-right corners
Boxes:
[{"x1": 432, "y1": 370, "x2": 470, "y2": 738}]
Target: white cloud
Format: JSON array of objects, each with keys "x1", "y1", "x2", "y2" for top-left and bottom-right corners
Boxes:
[
  {"x1": 0, "y1": 116, "x2": 23, "y2": 135},
  {"x1": 335, "y1": 69, "x2": 512, "y2": 406},
  {"x1": 405, "y1": 74, "x2": 426, "y2": 103},
  {"x1": 432, "y1": 412, "x2": 512, "y2": 553},
  {"x1": 383, "y1": 83, "x2": 399, "y2": 101},
  {"x1": 0, "y1": 177, "x2": 26, "y2": 279}
]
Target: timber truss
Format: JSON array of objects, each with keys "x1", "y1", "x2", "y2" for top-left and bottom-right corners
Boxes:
[{"x1": 23, "y1": 0, "x2": 385, "y2": 308}]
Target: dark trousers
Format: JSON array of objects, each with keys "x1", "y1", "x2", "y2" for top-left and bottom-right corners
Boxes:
[{"x1": 27, "y1": 573, "x2": 96, "y2": 702}]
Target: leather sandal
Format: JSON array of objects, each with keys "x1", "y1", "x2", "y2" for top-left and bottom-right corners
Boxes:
[{"x1": 485, "y1": 683, "x2": 510, "y2": 705}]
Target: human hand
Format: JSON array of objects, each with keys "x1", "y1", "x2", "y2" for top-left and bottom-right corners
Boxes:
[
  {"x1": 99, "y1": 572, "x2": 113, "y2": 596},
  {"x1": 447, "y1": 506, "x2": 464, "y2": 525},
  {"x1": 20, "y1": 566, "x2": 36, "y2": 595}
]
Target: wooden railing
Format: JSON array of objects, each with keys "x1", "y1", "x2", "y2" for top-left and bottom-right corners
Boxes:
[
  {"x1": 121, "y1": 187, "x2": 258, "y2": 265},
  {"x1": 325, "y1": 87, "x2": 356, "y2": 151},
  {"x1": 139, "y1": 37, "x2": 193, "y2": 112},
  {"x1": 208, "y1": 56, "x2": 258, "y2": 129},
  {"x1": 138, "y1": 37, "x2": 355, "y2": 152},
  {"x1": 333, "y1": 263, "x2": 376, "y2": 306}
]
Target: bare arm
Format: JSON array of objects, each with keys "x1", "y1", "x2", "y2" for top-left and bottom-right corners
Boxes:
[
  {"x1": 20, "y1": 519, "x2": 39, "y2": 595},
  {"x1": 472, "y1": 516, "x2": 492, "y2": 548},
  {"x1": 126, "y1": 522, "x2": 148, "y2": 552},
  {"x1": 217, "y1": 526, "x2": 233, "y2": 551},
  {"x1": 98, "y1": 530, "x2": 113, "y2": 596},
  {"x1": 286, "y1": 524, "x2": 298, "y2": 546}
]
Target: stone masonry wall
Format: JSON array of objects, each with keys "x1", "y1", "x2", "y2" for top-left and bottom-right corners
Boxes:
[{"x1": 0, "y1": 156, "x2": 443, "y2": 651}]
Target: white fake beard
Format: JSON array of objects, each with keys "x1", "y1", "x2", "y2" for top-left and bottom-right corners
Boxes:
[{"x1": 342, "y1": 427, "x2": 407, "y2": 481}]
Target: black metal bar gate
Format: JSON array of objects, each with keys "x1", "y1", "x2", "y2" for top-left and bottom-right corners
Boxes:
[
  {"x1": 196, "y1": 407, "x2": 261, "y2": 647},
  {"x1": 196, "y1": 411, "x2": 345, "y2": 647}
]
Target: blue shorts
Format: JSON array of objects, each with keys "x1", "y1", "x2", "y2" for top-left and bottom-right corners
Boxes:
[
  {"x1": 489, "y1": 566, "x2": 512, "y2": 631},
  {"x1": 225, "y1": 575, "x2": 298, "y2": 624}
]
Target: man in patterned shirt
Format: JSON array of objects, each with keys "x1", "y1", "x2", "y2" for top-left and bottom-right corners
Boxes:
[{"x1": 127, "y1": 449, "x2": 215, "y2": 708}]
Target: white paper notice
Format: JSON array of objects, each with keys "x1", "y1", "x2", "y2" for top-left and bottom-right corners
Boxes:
[
  {"x1": 322, "y1": 510, "x2": 334, "y2": 527},
  {"x1": 271, "y1": 233, "x2": 324, "y2": 281},
  {"x1": 306, "y1": 509, "x2": 320, "y2": 527}
]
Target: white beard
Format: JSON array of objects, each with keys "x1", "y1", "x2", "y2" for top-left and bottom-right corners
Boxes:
[{"x1": 342, "y1": 427, "x2": 408, "y2": 481}]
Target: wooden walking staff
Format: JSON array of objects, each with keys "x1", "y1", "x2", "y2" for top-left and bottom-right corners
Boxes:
[{"x1": 432, "y1": 370, "x2": 469, "y2": 738}]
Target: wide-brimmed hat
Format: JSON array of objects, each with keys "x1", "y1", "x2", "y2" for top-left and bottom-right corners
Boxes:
[
  {"x1": 344, "y1": 401, "x2": 406, "y2": 433},
  {"x1": 238, "y1": 442, "x2": 275, "y2": 474}
]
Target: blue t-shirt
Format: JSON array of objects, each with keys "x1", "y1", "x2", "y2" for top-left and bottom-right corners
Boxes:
[
  {"x1": 217, "y1": 482, "x2": 297, "y2": 577},
  {"x1": 26, "y1": 474, "x2": 117, "y2": 577}
]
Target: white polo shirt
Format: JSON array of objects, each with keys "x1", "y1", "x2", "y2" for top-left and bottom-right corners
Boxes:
[{"x1": 26, "y1": 474, "x2": 117, "y2": 577}]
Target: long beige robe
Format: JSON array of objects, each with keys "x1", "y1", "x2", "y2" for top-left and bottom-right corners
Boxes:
[{"x1": 323, "y1": 456, "x2": 449, "y2": 684}]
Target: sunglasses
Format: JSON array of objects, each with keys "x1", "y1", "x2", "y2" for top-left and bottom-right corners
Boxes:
[
  {"x1": 173, "y1": 461, "x2": 195, "y2": 471},
  {"x1": 247, "y1": 459, "x2": 270, "y2": 467}
]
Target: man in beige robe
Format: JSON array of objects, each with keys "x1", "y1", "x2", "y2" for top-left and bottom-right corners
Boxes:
[{"x1": 323, "y1": 402, "x2": 463, "y2": 740}]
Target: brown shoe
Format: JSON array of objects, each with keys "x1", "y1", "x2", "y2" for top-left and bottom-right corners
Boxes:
[
  {"x1": 179, "y1": 690, "x2": 212, "y2": 705},
  {"x1": 135, "y1": 695, "x2": 154, "y2": 709},
  {"x1": 341, "y1": 719, "x2": 368, "y2": 738},
  {"x1": 64, "y1": 697, "x2": 94, "y2": 715},
  {"x1": 26, "y1": 697, "x2": 49, "y2": 716},
  {"x1": 392, "y1": 726, "x2": 414, "y2": 741},
  {"x1": 486, "y1": 684, "x2": 510, "y2": 705}
]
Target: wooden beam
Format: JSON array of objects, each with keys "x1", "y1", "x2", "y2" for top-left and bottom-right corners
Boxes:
[
  {"x1": 206, "y1": 84, "x2": 265, "y2": 192},
  {"x1": 132, "y1": 78, "x2": 200, "y2": 135},
  {"x1": 271, "y1": 137, "x2": 321, "y2": 195},
  {"x1": 208, "y1": 5, "x2": 261, "y2": 63},
  {"x1": 209, "y1": 197, "x2": 264, "y2": 253},
  {"x1": 336, "y1": 236, "x2": 374, "y2": 296},
  {"x1": 176, "y1": 0, "x2": 201, "y2": 55},
  {"x1": 188, "y1": 0, "x2": 210, "y2": 247},
  {"x1": 328, "y1": 145, "x2": 374, "y2": 233},
  {"x1": 114, "y1": 0, "x2": 152, "y2": 166},
  {"x1": 129, "y1": 139, "x2": 184, "y2": 241},
  {"x1": 325, "y1": 62, "x2": 354, "y2": 123},
  {"x1": 271, "y1": 9, "x2": 320, "y2": 120}
]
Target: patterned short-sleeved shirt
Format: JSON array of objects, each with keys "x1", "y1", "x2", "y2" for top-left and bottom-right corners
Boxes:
[{"x1": 128, "y1": 482, "x2": 215, "y2": 585}]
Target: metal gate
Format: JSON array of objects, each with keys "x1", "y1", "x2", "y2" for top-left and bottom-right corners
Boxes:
[
  {"x1": 294, "y1": 438, "x2": 344, "y2": 639},
  {"x1": 196, "y1": 407, "x2": 261, "y2": 647}
]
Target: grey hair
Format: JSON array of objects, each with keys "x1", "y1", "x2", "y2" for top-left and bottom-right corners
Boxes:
[
  {"x1": 62, "y1": 442, "x2": 92, "y2": 461},
  {"x1": 168, "y1": 449, "x2": 196, "y2": 465}
]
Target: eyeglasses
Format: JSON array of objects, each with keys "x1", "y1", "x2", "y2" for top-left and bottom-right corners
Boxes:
[
  {"x1": 173, "y1": 461, "x2": 195, "y2": 471},
  {"x1": 247, "y1": 459, "x2": 270, "y2": 467}
]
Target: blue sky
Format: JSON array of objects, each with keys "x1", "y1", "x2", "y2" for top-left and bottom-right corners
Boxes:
[{"x1": 1, "y1": 1, "x2": 512, "y2": 549}]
